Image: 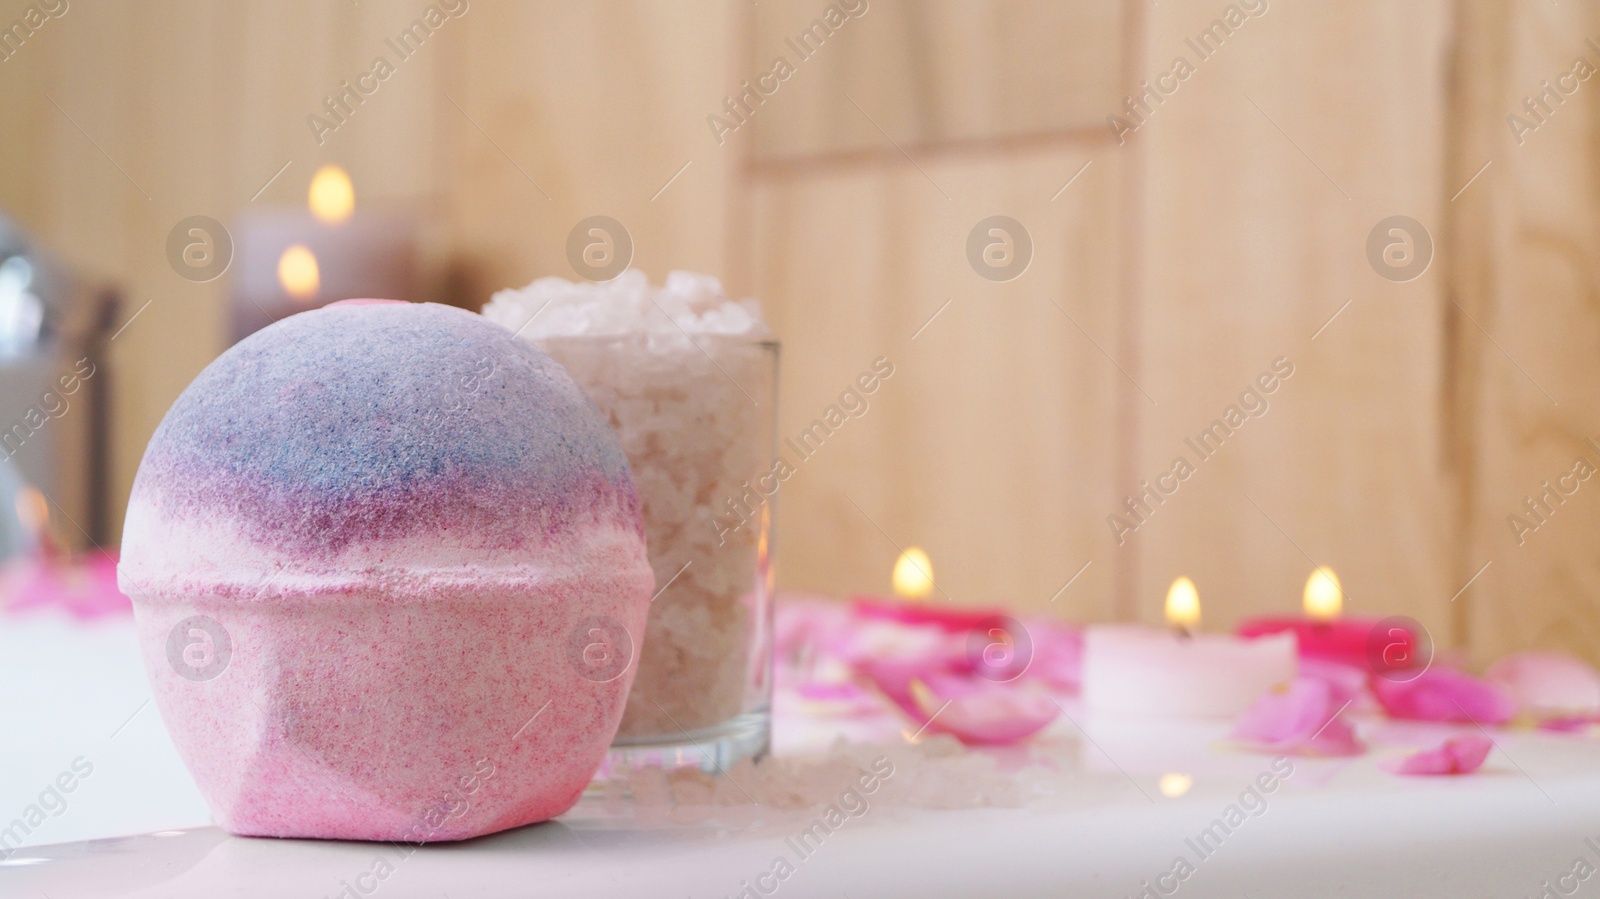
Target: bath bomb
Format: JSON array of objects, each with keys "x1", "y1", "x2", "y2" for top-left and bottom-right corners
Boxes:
[{"x1": 119, "y1": 300, "x2": 654, "y2": 841}]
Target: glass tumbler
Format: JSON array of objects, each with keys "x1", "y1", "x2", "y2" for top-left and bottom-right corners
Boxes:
[{"x1": 536, "y1": 331, "x2": 778, "y2": 773}]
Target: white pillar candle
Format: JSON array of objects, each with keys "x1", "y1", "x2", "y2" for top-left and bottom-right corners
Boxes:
[{"x1": 1083, "y1": 625, "x2": 1297, "y2": 718}]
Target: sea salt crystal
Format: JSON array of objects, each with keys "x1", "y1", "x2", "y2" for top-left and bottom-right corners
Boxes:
[
  {"x1": 485, "y1": 270, "x2": 776, "y2": 741},
  {"x1": 488, "y1": 270, "x2": 771, "y2": 343},
  {"x1": 599, "y1": 736, "x2": 1040, "y2": 814}
]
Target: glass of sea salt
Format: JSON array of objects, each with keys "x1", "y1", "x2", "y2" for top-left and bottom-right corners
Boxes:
[{"x1": 484, "y1": 270, "x2": 778, "y2": 772}]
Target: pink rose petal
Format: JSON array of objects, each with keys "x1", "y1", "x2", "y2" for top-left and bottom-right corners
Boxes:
[
  {"x1": 858, "y1": 656, "x2": 951, "y2": 722},
  {"x1": 1371, "y1": 667, "x2": 1516, "y2": 724},
  {"x1": 1486, "y1": 651, "x2": 1600, "y2": 718},
  {"x1": 1231, "y1": 676, "x2": 1365, "y2": 756},
  {"x1": 933, "y1": 693, "x2": 1060, "y2": 745},
  {"x1": 1297, "y1": 657, "x2": 1370, "y2": 699},
  {"x1": 907, "y1": 675, "x2": 1059, "y2": 745},
  {"x1": 863, "y1": 663, "x2": 1058, "y2": 745},
  {"x1": 781, "y1": 595, "x2": 1070, "y2": 745},
  {"x1": 773, "y1": 593, "x2": 855, "y2": 662},
  {"x1": 791, "y1": 681, "x2": 885, "y2": 718},
  {"x1": 2, "y1": 552, "x2": 131, "y2": 620},
  {"x1": 1537, "y1": 713, "x2": 1600, "y2": 734},
  {"x1": 1386, "y1": 736, "x2": 1493, "y2": 776},
  {"x1": 841, "y1": 621, "x2": 959, "y2": 669}
]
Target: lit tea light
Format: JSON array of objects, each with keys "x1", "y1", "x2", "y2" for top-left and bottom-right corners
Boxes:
[
  {"x1": 1238, "y1": 566, "x2": 1418, "y2": 669},
  {"x1": 1159, "y1": 772, "x2": 1193, "y2": 798},
  {"x1": 892, "y1": 547, "x2": 934, "y2": 601},
  {"x1": 308, "y1": 165, "x2": 355, "y2": 225},
  {"x1": 277, "y1": 245, "x2": 320, "y2": 301},
  {"x1": 1303, "y1": 566, "x2": 1342, "y2": 622},
  {"x1": 1166, "y1": 576, "x2": 1200, "y2": 634},
  {"x1": 851, "y1": 544, "x2": 1002, "y2": 632},
  {"x1": 1083, "y1": 576, "x2": 1297, "y2": 718}
]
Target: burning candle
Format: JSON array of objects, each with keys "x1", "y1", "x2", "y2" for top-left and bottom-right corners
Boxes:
[
  {"x1": 852, "y1": 546, "x2": 1000, "y2": 632},
  {"x1": 230, "y1": 165, "x2": 419, "y2": 342},
  {"x1": 1236, "y1": 567, "x2": 1418, "y2": 670},
  {"x1": 1083, "y1": 578, "x2": 1297, "y2": 718}
]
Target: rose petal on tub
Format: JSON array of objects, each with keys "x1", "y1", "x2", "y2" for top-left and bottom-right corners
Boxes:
[
  {"x1": 1230, "y1": 676, "x2": 1365, "y2": 757},
  {"x1": 1384, "y1": 736, "x2": 1494, "y2": 776},
  {"x1": 1371, "y1": 667, "x2": 1517, "y2": 724},
  {"x1": 905, "y1": 675, "x2": 1058, "y2": 745},
  {"x1": 1485, "y1": 651, "x2": 1600, "y2": 719}
]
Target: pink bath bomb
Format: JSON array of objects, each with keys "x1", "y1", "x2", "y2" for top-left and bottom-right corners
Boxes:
[{"x1": 119, "y1": 301, "x2": 654, "y2": 841}]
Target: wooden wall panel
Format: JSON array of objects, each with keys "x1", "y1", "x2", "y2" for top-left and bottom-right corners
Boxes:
[
  {"x1": 747, "y1": 0, "x2": 1124, "y2": 164},
  {"x1": 1131, "y1": 0, "x2": 1454, "y2": 631},
  {"x1": 1455, "y1": 0, "x2": 1600, "y2": 664},
  {"x1": 749, "y1": 148, "x2": 1124, "y2": 618},
  {"x1": 438, "y1": 1, "x2": 732, "y2": 294}
]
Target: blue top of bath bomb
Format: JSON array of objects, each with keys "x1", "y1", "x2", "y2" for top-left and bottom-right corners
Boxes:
[{"x1": 127, "y1": 301, "x2": 640, "y2": 556}]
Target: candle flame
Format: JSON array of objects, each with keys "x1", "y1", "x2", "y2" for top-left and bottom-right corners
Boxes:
[
  {"x1": 277, "y1": 245, "x2": 320, "y2": 301},
  {"x1": 1165, "y1": 576, "x2": 1200, "y2": 630},
  {"x1": 892, "y1": 547, "x2": 934, "y2": 601},
  {"x1": 1304, "y1": 566, "x2": 1342, "y2": 622},
  {"x1": 14, "y1": 485, "x2": 47, "y2": 534},
  {"x1": 308, "y1": 165, "x2": 355, "y2": 224}
]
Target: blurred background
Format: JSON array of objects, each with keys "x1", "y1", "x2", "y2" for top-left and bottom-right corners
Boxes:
[{"x1": 1, "y1": 0, "x2": 1596, "y2": 679}]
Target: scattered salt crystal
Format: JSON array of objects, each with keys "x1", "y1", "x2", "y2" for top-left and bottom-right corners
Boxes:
[{"x1": 601, "y1": 736, "x2": 1045, "y2": 814}]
